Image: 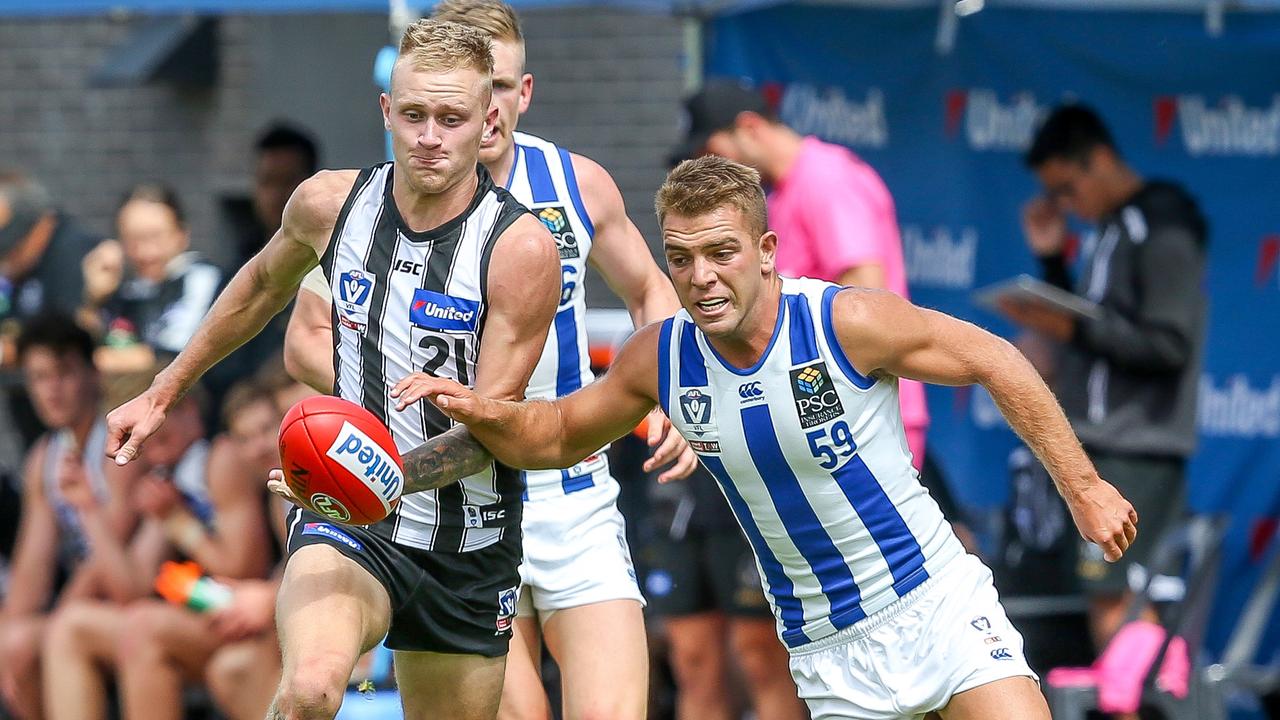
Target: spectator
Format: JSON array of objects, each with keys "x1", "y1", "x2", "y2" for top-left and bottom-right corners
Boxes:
[
  {"x1": 0, "y1": 314, "x2": 138, "y2": 720},
  {"x1": 204, "y1": 365, "x2": 318, "y2": 720},
  {"x1": 80, "y1": 185, "x2": 222, "y2": 377},
  {"x1": 1003, "y1": 103, "x2": 1208, "y2": 652},
  {"x1": 0, "y1": 171, "x2": 107, "y2": 450},
  {"x1": 0, "y1": 172, "x2": 105, "y2": 365},
  {"x1": 41, "y1": 383, "x2": 275, "y2": 720},
  {"x1": 244, "y1": 123, "x2": 318, "y2": 265},
  {"x1": 673, "y1": 79, "x2": 929, "y2": 471}
]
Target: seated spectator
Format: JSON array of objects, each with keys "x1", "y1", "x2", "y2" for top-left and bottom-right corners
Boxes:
[
  {"x1": 0, "y1": 314, "x2": 138, "y2": 720},
  {"x1": 1, "y1": 171, "x2": 107, "y2": 450},
  {"x1": 205, "y1": 361, "x2": 319, "y2": 720},
  {"x1": 80, "y1": 185, "x2": 222, "y2": 376},
  {"x1": 41, "y1": 381, "x2": 275, "y2": 720}
]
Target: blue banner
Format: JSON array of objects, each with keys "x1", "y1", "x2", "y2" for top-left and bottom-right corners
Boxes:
[{"x1": 707, "y1": 4, "x2": 1280, "y2": 670}]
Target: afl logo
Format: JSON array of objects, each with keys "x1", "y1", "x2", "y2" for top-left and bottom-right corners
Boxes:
[{"x1": 309, "y1": 493, "x2": 352, "y2": 523}]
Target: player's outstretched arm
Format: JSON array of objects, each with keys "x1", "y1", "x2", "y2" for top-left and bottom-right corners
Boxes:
[
  {"x1": 831, "y1": 288, "x2": 1138, "y2": 563},
  {"x1": 105, "y1": 171, "x2": 355, "y2": 466},
  {"x1": 395, "y1": 322, "x2": 666, "y2": 478},
  {"x1": 392, "y1": 213, "x2": 561, "y2": 495}
]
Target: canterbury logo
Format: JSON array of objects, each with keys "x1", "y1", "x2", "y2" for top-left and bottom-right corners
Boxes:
[{"x1": 738, "y1": 382, "x2": 764, "y2": 399}]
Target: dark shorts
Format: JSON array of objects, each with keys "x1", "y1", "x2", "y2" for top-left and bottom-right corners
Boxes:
[
  {"x1": 286, "y1": 507, "x2": 521, "y2": 657},
  {"x1": 644, "y1": 526, "x2": 772, "y2": 619},
  {"x1": 1077, "y1": 451, "x2": 1186, "y2": 597}
]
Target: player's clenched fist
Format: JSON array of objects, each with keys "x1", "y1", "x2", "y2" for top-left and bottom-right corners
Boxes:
[{"x1": 1065, "y1": 477, "x2": 1138, "y2": 563}]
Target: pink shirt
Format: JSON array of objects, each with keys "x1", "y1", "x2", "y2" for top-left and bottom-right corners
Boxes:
[{"x1": 768, "y1": 136, "x2": 929, "y2": 431}]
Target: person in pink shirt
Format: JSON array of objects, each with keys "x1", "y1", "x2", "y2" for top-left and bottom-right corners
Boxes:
[{"x1": 673, "y1": 79, "x2": 929, "y2": 468}]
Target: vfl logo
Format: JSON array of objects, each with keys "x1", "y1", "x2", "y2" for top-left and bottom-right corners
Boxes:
[
  {"x1": 338, "y1": 271, "x2": 373, "y2": 305},
  {"x1": 790, "y1": 363, "x2": 844, "y2": 429},
  {"x1": 679, "y1": 389, "x2": 713, "y2": 427},
  {"x1": 409, "y1": 289, "x2": 480, "y2": 332},
  {"x1": 337, "y1": 270, "x2": 376, "y2": 331},
  {"x1": 309, "y1": 493, "x2": 351, "y2": 523},
  {"x1": 738, "y1": 382, "x2": 764, "y2": 400},
  {"x1": 496, "y1": 587, "x2": 518, "y2": 634},
  {"x1": 538, "y1": 206, "x2": 579, "y2": 259},
  {"x1": 990, "y1": 648, "x2": 1014, "y2": 661},
  {"x1": 325, "y1": 422, "x2": 403, "y2": 508}
]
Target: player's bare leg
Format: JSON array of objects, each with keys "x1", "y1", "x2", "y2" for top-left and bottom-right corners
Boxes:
[
  {"x1": 115, "y1": 600, "x2": 224, "y2": 720},
  {"x1": 729, "y1": 618, "x2": 806, "y2": 720},
  {"x1": 41, "y1": 601, "x2": 124, "y2": 720},
  {"x1": 664, "y1": 613, "x2": 733, "y2": 720},
  {"x1": 937, "y1": 676, "x2": 1049, "y2": 720},
  {"x1": 205, "y1": 634, "x2": 281, "y2": 720},
  {"x1": 497, "y1": 616, "x2": 552, "y2": 720},
  {"x1": 542, "y1": 599, "x2": 648, "y2": 720},
  {"x1": 394, "y1": 649, "x2": 507, "y2": 720},
  {"x1": 270, "y1": 545, "x2": 391, "y2": 720}
]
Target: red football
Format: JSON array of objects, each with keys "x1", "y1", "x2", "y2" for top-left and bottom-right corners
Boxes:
[{"x1": 278, "y1": 395, "x2": 404, "y2": 525}]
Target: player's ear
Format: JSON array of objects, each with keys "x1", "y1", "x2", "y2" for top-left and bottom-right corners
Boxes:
[
  {"x1": 759, "y1": 230, "x2": 778, "y2": 274},
  {"x1": 519, "y1": 72, "x2": 533, "y2": 115},
  {"x1": 379, "y1": 93, "x2": 392, "y2": 132}
]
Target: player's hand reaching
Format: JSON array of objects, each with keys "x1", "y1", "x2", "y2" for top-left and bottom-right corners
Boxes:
[
  {"x1": 266, "y1": 468, "x2": 303, "y2": 507},
  {"x1": 391, "y1": 372, "x2": 490, "y2": 424},
  {"x1": 105, "y1": 389, "x2": 170, "y2": 466},
  {"x1": 642, "y1": 408, "x2": 699, "y2": 483},
  {"x1": 1066, "y1": 477, "x2": 1138, "y2": 563}
]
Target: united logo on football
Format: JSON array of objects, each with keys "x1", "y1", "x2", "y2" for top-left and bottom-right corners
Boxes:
[{"x1": 790, "y1": 362, "x2": 845, "y2": 428}]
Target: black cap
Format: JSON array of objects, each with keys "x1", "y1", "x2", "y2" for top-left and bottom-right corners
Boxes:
[{"x1": 670, "y1": 78, "x2": 771, "y2": 167}]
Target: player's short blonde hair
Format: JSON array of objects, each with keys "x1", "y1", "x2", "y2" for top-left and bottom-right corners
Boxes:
[
  {"x1": 656, "y1": 156, "x2": 768, "y2": 238},
  {"x1": 397, "y1": 18, "x2": 494, "y2": 80},
  {"x1": 431, "y1": 0, "x2": 522, "y2": 44}
]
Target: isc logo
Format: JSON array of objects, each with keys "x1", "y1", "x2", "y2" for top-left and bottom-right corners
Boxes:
[
  {"x1": 393, "y1": 258, "x2": 424, "y2": 274},
  {"x1": 325, "y1": 422, "x2": 404, "y2": 503}
]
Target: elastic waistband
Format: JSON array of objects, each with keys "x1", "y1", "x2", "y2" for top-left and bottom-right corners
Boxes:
[{"x1": 789, "y1": 571, "x2": 942, "y2": 655}]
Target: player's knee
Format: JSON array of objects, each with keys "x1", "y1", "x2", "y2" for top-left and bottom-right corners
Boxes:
[
  {"x1": 275, "y1": 656, "x2": 349, "y2": 720},
  {"x1": 730, "y1": 629, "x2": 786, "y2": 685},
  {"x1": 668, "y1": 640, "x2": 721, "y2": 689}
]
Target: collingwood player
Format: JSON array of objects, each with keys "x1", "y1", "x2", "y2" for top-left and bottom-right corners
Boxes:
[
  {"x1": 104, "y1": 20, "x2": 561, "y2": 720},
  {"x1": 281, "y1": 3, "x2": 694, "y2": 718},
  {"x1": 389, "y1": 156, "x2": 1140, "y2": 720}
]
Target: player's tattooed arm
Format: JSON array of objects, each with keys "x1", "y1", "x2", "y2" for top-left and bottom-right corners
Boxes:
[{"x1": 398, "y1": 425, "x2": 494, "y2": 494}]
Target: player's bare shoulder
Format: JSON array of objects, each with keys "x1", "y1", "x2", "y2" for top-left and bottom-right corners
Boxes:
[
  {"x1": 566, "y1": 151, "x2": 624, "y2": 214},
  {"x1": 488, "y1": 212, "x2": 560, "y2": 287},
  {"x1": 830, "y1": 286, "x2": 925, "y2": 376},
  {"x1": 282, "y1": 169, "x2": 362, "y2": 256}
]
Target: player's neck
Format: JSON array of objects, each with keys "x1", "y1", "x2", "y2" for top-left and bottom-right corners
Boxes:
[
  {"x1": 705, "y1": 276, "x2": 784, "y2": 369},
  {"x1": 392, "y1": 167, "x2": 480, "y2": 233},
  {"x1": 486, "y1": 145, "x2": 517, "y2": 189}
]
